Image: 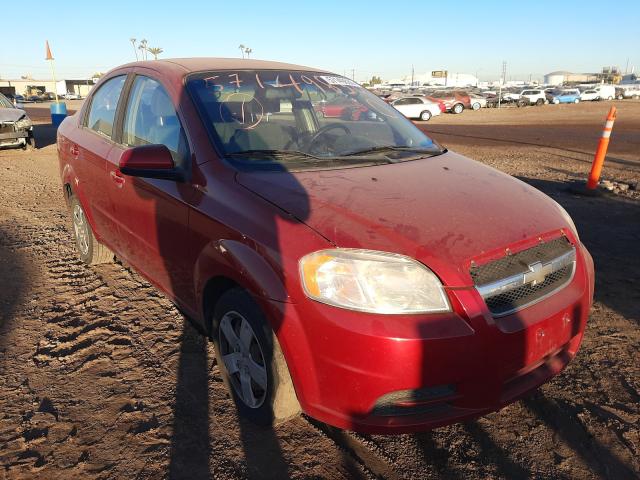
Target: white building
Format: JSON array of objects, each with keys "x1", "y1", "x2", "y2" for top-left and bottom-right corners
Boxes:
[{"x1": 0, "y1": 78, "x2": 95, "y2": 97}]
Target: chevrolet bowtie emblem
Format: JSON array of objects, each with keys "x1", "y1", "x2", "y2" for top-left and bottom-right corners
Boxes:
[{"x1": 524, "y1": 261, "x2": 547, "y2": 286}]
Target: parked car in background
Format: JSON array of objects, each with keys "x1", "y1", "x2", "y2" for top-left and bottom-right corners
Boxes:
[
  {"x1": 41, "y1": 92, "x2": 58, "y2": 101},
  {"x1": 580, "y1": 90, "x2": 601, "y2": 101},
  {"x1": 63, "y1": 92, "x2": 81, "y2": 100},
  {"x1": 56, "y1": 57, "x2": 594, "y2": 434},
  {"x1": 468, "y1": 93, "x2": 487, "y2": 110},
  {"x1": 9, "y1": 94, "x2": 25, "y2": 104},
  {"x1": 27, "y1": 95, "x2": 43, "y2": 103},
  {"x1": 518, "y1": 89, "x2": 547, "y2": 106},
  {"x1": 0, "y1": 92, "x2": 35, "y2": 150},
  {"x1": 549, "y1": 90, "x2": 581, "y2": 104},
  {"x1": 426, "y1": 90, "x2": 470, "y2": 114},
  {"x1": 316, "y1": 96, "x2": 369, "y2": 120},
  {"x1": 501, "y1": 89, "x2": 522, "y2": 102},
  {"x1": 391, "y1": 96, "x2": 442, "y2": 121},
  {"x1": 615, "y1": 85, "x2": 640, "y2": 99},
  {"x1": 592, "y1": 85, "x2": 615, "y2": 101}
]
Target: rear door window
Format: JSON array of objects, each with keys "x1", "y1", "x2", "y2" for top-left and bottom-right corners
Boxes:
[
  {"x1": 86, "y1": 75, "x2": 126, "y2": 138},
  {"x1": 122, "y1": 76, "x2": 189, "y2": 167}
]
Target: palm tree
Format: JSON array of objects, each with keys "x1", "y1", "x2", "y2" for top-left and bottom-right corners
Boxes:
[
  {"x1": 148, "y1": 47, "x2": 163, "y2": 60},
  {"x1": 139, "y1": 39, "x2": 148, "y2": 60},
  {"x1": 130, "y1": 38, "x2": 138, "y2": 61},
  {"x1": 245, "y1": 47, "x2": 252, "y2": 59},
  {"x1": 238, "y1": 44, "x2": 245, "y2": 59}
]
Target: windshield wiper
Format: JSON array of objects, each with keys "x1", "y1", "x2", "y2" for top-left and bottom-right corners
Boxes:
[
  {"x1": 226, "y1": 149, "x2": 322, "y2": 160},
  {"x1": 225, "y1": 149, "x2": 394, "y2": 165},
  {"x1": 342, "y1": 145, "x2": 444, "y2": 156}
]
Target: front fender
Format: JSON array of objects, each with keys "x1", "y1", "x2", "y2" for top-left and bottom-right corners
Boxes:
[{"x1": 194, "y1": 238, "x2": 290, "y2": 320}]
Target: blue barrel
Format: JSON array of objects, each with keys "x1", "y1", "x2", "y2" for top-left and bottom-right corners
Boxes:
[{"x1": 50, "y1": 102, "x2": 67, "y2": 127}]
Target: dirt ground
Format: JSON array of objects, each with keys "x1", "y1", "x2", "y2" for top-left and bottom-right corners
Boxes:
[{"x1": 0, "y1": 100, "x2": 638, "y2": 479}]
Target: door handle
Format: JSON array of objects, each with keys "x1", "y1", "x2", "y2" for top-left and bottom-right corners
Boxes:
[{"x1": 110, "y1": 170, "x2": 125, "y2": 187}]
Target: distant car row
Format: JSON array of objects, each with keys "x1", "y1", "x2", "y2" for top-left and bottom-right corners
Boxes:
[
  {"x1": 3, "y1": 92, "x2": 82, "y2": 103},
  {"x1": 382, "y1": 83, "x2": 640, "y2": 120}
]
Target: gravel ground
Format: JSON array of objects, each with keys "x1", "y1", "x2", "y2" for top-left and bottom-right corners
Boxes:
[{"x1": 0, "y1": 100, "x2": 638, "y2": 479}]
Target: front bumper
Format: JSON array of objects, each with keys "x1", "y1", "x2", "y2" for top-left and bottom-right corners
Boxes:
[
  {"x1": 270, "y1": 243, "x2": 594, "y2": 434},
  {"x1": 0, "y1": 124, "x2": 32, "y2": 148}
]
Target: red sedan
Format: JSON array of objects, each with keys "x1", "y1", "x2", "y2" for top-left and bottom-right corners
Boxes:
[{"x1": 57, "y1": 58, "x2": 594, "y2": 434}]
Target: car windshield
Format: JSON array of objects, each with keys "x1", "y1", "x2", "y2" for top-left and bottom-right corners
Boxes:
[
  {"x1": 186, "y1": 70, "x2": 443, "y2": 170},
  {"x1": 0, "y1": 93, "x2": 15, "y2": 109}
]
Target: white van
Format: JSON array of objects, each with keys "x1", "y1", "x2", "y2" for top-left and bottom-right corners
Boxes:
[{"x1": 592, "y1": 85, "x2": 615, "y2": 101}]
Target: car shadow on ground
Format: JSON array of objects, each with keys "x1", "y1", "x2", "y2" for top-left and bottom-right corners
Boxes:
[
  {"x1": 33, "y1": 124, "x2": 58, "y2": 149},
  {"x1": 0, "y1": 224, "x2": 31, "y2": 352}
]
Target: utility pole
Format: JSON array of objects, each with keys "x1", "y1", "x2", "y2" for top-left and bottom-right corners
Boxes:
[
  {"x1": 625, "y1": 57, "x2": 629, "y2": 74},
  {"x1": 411, "y1": 64, "x2": 414, "y2": 86},
  {"x1": 351, "y1": 69, "x2": 355, "y2": 81},
  {"x1": 498, "y1": 61, "x2": 507, "y2": 109}
]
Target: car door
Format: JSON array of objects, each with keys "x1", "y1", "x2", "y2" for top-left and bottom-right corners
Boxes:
[
  {"x1": 406, "y1": 98, "x2": 423, "y2": 117},
  {"x1": 72, "y1": 74, "x2": 127, "y2": 247},
  {"x1": 106, "y1": 74, "x2": 195, "y2": 305}
]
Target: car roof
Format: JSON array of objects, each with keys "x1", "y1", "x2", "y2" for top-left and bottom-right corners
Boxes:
[{"x1": 113, "y1": 57, "x2": 328, "y2": 75}]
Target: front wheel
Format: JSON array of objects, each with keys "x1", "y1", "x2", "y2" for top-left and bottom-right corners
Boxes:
[
  {"x1": 419, "y1": 110, "x2": 432, "y2": 121},
  {"x1": 212, "y1": 288, "x2": 300, "y2": 426},
  {"x1": 607, "y1": 96, "x2": 613, "y2": 100},
  {"x1": 471, "y1": 102, "x2": 481, "y2": 110},
  {"x1": 536, "y1": 98, "x2": 544, "y2": 106},
  {"x1": 69, "y1": 195, "x2": 113, "y2": 265},
  {"x1": 452, "y1": 103, "x2": 464, "y2": 114},
  {"x1": 574, "y1": 98, "x2": 580, "y2": 104},
  {"x1": 553, "y1": 98, "x2": 560, "y2": 104}
]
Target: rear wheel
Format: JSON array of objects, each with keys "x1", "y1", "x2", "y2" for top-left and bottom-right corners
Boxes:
[
  {"x1": 452, "y1": 103, "x2": 464, "y2": 114},
  {"x1": 536, "y1": 98, "x2": 544, "y2": 106},
  {"x1": 211, "y1": 288, "x2": 300, "y2": 426},
  {"x1": 607, "y1": 96, "x2": 613, "y2": 100},
  {"x1": 553, "y1": 98, "x2": 560, "y2": 104},
  {"x1": 471, "y1": 102, "x2": 481, "y2": 110},
  {"x1": 617, "y1": 94, "x2": 624, "y2": 100},
  {"x1": 574, "y1": 98, "x2": 580, "y2": 103},
  {"x1": 69, "y1": 195, "x2": 114, "y2": 265},
  {"x1": 419, "y1": 110, "x2": 432, "y2": 121}
]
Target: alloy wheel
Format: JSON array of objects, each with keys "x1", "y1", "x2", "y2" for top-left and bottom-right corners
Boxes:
[
  {"x1": 219, "y1": 310, "x2": 268, "y2": 408},
  {"x1": 72, "y1": 204, "x2": 90, "y2": 256}
]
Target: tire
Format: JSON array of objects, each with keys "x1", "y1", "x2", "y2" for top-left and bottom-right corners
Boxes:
[
  {"x1": 553, "y1": 98, "x2": 560, "y2": 104},
  {"x1": 211, "y1": 288, "x2": 300, "y2": 426},
  {"x1": 69, "y1": 195, "x2": 114, "y2": 265},
  {"x1": 574, "y1": 98, "x2": 580, "y2": 104},
  {"x1": 452, "y1": 103, "x2": 464, "y2": 114},
  {"x1": 419, "y1": 110, "x2": 432, "y2": 121},
  {"x1": 536, "y1": 98, "x2": 544, "y2": 106},
  {"x1": 617, "y1": 94, "x2": 624, "y2": 100},
  {"x1": 607, "y1": 96, "x2": 613, "y2": 100},
  {"x1": 471, "y1": 102, "x2": 481, "y2": 110}
]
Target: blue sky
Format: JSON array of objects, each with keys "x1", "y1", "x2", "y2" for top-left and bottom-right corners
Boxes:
[{"x1": 2, "y1": 0, "x2": 639, "y2": 82}]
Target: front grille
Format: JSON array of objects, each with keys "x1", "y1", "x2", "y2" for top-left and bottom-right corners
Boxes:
[{"x1": 472, "y1": 237, "x2": 576, "y2": 317}]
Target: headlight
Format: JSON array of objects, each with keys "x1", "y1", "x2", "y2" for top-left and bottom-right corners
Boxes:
[
  {"x1": 15, "y1": 117, "x2": 32, "y2": 129},
  {"x1": 555, "y1": 201, "x2": 579, "y2": 241},
  {"x1": 299, "y1": 249, "x2": 451, "y2": 314}
]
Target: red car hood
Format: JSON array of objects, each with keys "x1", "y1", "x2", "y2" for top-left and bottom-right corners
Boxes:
[{"x1": 235, "y1": 151, "x2": 570, "y2": 286}]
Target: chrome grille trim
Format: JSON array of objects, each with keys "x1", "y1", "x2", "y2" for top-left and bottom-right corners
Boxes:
[{"x1": 473, "y1": 241, "x2": 577, "y2": 317}]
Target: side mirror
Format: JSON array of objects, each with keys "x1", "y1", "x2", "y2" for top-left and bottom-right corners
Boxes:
[{"x1": 119, "y1": 144, "x2": 184, "y2": 181}]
